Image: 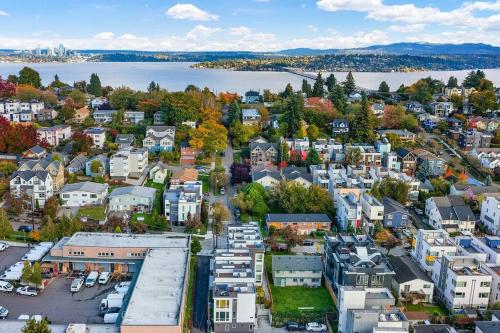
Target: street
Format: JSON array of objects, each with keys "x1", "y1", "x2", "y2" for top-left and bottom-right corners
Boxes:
[{"x1": 192, "y1": 255, "x2": 211, "y2": 333}]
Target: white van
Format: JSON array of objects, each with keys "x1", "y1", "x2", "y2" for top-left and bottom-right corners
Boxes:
[
  {"x1": 0, "y1": 280, "x2": 14, "y2": 293},
  {"x1": 103, "y1": 307, "x2": 120, "y2": 324},
  {"x1": 114, "y1": 281, "x2": 131, "y2": 290},
  {"x1": 98, "y1": 272, "x2": 111, "y2": 285},
  {"x1": 85, "y1": 271, "x2": 98, "y2": 287}
]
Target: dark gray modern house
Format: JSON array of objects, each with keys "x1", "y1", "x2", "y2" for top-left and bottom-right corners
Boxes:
[
  {"x1": 323, "y1": 234, "x2": 395, "y2": 294},
  {"x1": 383, "y1": 197, "x2": 411, "y2": 229}
]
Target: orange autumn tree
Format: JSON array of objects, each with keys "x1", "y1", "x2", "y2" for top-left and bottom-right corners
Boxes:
[
  {"x1": 444, "y1": 166, "x2": 454, "y2": 178},
  {"x1": 458, "y1": 171, "x2": 468, "y2": 183}
]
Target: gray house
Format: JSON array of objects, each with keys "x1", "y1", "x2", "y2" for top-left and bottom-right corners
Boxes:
[
  {"x1": 115, "y1": 134, "x2": 135, "y2": 149},
  {"x1": 108, "y1": 186, "x2": 156, "y2": 213},
  {"x1": 383, "y1": 197, "x2": 410, "y2": 229},
  {"x1": 272, "y1": 255, "x2": 322, "y2": 287},
  {"x1": 85, "y1": 154, "x2": 109, "y2": 177}
]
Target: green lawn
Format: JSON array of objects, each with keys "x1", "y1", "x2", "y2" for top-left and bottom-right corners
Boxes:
[
  {"x1": 233, "y1": 152, "x2": 241, "y2": 163},
  {"x1": 78, "y1": 205, "x2": 107, "y2": 220},
  {"x1": 198, "y1": 174, "x2": 210, "y2": 193},
  {"x1": 183, "y1": 256, "x2": 197, "y2": 333},
  {"x1": 144, "y1": 180, "x2": 166, "y2": 213},
  {"x1": 404, "y1": 303, "x2": 448, "y2": 316},
  {"x1": 131, "y1": 212, "x2": 152, "y2": 225},
  {"x1": 4, "y1": 231, "x2": 32, "y2": 243},
  {"x1": 145, "y1": 180, "x2": 165, "y2": 191}
]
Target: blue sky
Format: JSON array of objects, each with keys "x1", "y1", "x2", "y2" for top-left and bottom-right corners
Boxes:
[{"x1": 0, "y1": 0, "x2": 500, "y2": 51}]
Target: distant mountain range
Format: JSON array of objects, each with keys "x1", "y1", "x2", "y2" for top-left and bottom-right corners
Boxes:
[{"x1": 277, "y1": 42, "x2": 500, "y2": 56}]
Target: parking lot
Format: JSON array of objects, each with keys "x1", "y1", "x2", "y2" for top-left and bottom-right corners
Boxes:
[
  {"x1": 0, "y1": 276, "x2": 116, "y2": 324},
  {"x1": 0, "y1": 246, "x2": 29, "y2": 273}
]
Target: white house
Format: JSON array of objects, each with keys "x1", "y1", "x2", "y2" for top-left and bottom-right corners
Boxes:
[
  {"x1": 90, "y1": 97, "x2": 108, "y2": 109},
  {"x1": 336, "y1": 192, "x2": 362, "y2": 231},
  {"x1": 110, "y1": 147, "x2": 148, "y2": 181},
  {"x1": 425, "y1": 196, "x2": 476, "y2": 232},
  {"x1": 10, "y1": 170, "x2": 53, "y2": 208},
  {"x1": 430, "y1": 102, "x2": 454, "y2": 118},
  {"x1": 108, "y1": 186, "x2": 156, "y2": 213},
  {"x1": 58, "y1": 181, "x2": 109, "y2": 207},
  {"x1": 93, "y1": 109, "x2": 118, "y2": 123},
  {"x1": 388, "y1": 256, "x2": 434, "y2": 303},
  {"x1": 480, "y1": 196, "x2": 500, "y2": 236},
  {"x1": 163, "y1": 181, "x2": 202, "y2": 226},
  {"x1": 143, "y1": 126, "x2": 175, "y2": 152},
  {"x1": 251, "y1": 169, "x2": 281, "y2": 189},
  {"x1": 411, "y1": 229, "x2": 457, "y2": 273},
  {"x1": 124, "y1": 111, "x2": 145, "y2": 124},
  {"x1": 83, "y1": 127, "x2": 106, "y2": 149},
  {"x1": 149, "y1": 162, "x2": 169, "y2": 184},
  {"x1": 360, "y1": 193, "x2": 384, "y2": 227},
  {"x1": 37, "y1": 125, "x2": 72, "y2": 146}
]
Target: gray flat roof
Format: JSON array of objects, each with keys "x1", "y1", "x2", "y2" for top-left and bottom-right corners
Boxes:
[
  {"x1": 64, "y1": 232, "x2": 190, "y2": 248},
  {"x1": 121, "y1": 247, "x2": 189, "y2": 326}
]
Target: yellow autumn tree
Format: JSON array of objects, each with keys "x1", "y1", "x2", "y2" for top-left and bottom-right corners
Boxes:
[{"x1": 189, "y1": 120, "x2": 228, "y2": 153}]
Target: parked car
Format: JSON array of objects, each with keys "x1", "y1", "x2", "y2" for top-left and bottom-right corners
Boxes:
[
  {"x1": 0, "y1": 281, "x2": 14, "y2": 293},
  {"x1": 114, "y1": 281, "x2": 131, "y2": 291},
  {"x1": 85, "y1": 271, "x2": 99, "y2": 287},
  {"x1": 303, "y1": 240, "x2": 314, "y2": 247},
  {"x1": 98, "y1": 272, "x2": 111, "y2": 285},
  {"x1": 17, "y1": 225, "x2": 32, "y2": 232},
  {"x1": 414, "y1": 208, "x2": 424, "y2": 215},
  {"x1": 103, "y1": 307, "x2": 121, "y2": 324},
  {"x1": 305, "y1": 322, "x2": 327, "y2": 333},
  {"x1": 286, "y1": 321, "x2": 305, "y2": 331},
  {"x1": 234, "y1": 209, "x2": 240, "y2": 218},
  {"x1": 220, "y1": 187, "x2": 225, "y2": 195},
  {"x1": 16, "y1": 286, "x2": 38, "y2": 297},
  {"x1": 403, "y1": 229, "x2": 412, "y2": 237},
  {"x1": 0, "y1": 242, "x2": 8, "y2": 251},
  {"x1": 0, "y1": 306, "x2": 8, "y2": 319},
  {"x1": 70, "y1": 278, "x2": 84, "y2": 292}
]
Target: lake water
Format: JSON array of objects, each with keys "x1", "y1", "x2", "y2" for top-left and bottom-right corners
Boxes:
[{"x1": 0, "y1": 62, "x2": 499, "y2": 94}]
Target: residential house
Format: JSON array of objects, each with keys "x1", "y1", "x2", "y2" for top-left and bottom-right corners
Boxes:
[
  {"x1": 377, "y1": 129, "x2": 417, "y2": 142},
  {"x1": 459, "y1": 130, "x2": 492, "y2": 150},
  {"x1": 388, "y1": 256, "x2": 434, "y2": 303},
  {"x1": 395, "y1": 148, "x2": 417, "y2": 176},
  {"x1": 251, "y1": 169, "x2": 281, "y2": 189},
  {"x1": 37, "y1": 125, "x2": 72, "y2": 146},
  {"x1": 336, "y1": 192, "x2": 362, "y2": 231},
  {"x1": 242, "y1": 109, "x2": 261, "y2": 126},
  {"x1": 66, "y1": 155, "x2": 89, "y2": 174},
  {"x1": 90, "y1": 97, "x2": 108, "y2": 109},
  {"x1": 371, "y1": 102, "x2": 385, "y2": 118},
  {"x1": 36, "y1": 108, "x2": 58, "y2": 121},
  {"x1": 108, "y1": 186, "x2": 156, "y2": 213},
  {"x1": 83, "y1": 127, "x2": 106, "y2": 149},
  {"x1": 143, "y1": 126, "x2": 175, "y2": 152},
  {"x1": 22, "y1": 145, "x2": 47, "y2": 160},
  {"x1": 282, "y1": 166, "x2": 312, "y2": 187},
  {"x1": 283, "y1": 137, "x2": 310, "y2": 156},
  {"x1": 244, "y1": 90, "x2": 261, "y2": 104},
  {"x1": 312, "y1": 138, "x2": 343, "y2": 162},
  {"x1": 430, "y1": 102, "x2": 454, "y2": 117},
  {"x1": 406, "y1": 101, "x2": 423, "y2": 113},
  {"x1": 347, "y1": 144, "x2": 382, "y2": 167},
  {"x1": 450, "y1": 184, "x2": 500, "y2": 201},
  {"x1": 480, "y1": 196, "x2": 500, "y2": 236},
  {"x1": 72, "y1": 106, "x2": 90, "y2": 123},
  {"x1": 58, "y1": 181, "x2": 109, "y2": 207},
  {"x1": 383, "y1": 197, "x2": 410, "y2": 229},
  {"x1": 265, "y1": 214, "x2": 331, "y2": 235},
  {"x1": 85, "y1": 154, "x2": 109, "y2": 177},
  {"x1": 180, "y1": 146, "x2": 200, "y2": 165},
  {"x1": 170, "y1": 168, "x2": 198, "y2": 185},
  {"x1": 18, "y1": 159, "x2": 65, "y2": 191},
  {"x1": 110, "y1": 147, "x2": 148, "y2": 181},
  {"x1": 249, "y1": 142, "x2": 278, "y2": 167},
  {"x1": 271, "y1": 255, "x2": 322, "y2": 287},
  {"x1": 360, "y1": 193, "x2": 384, "y2": 228},
  {"x1": 470, "y1": 148, "x2": 500, "y2": 170},
  {"x1": 93, "y1": 109, "x2": 118, "y2": 123},
  {"x1": 153, "y1": 111, "x2": 164, "y2": 125},
  {"x1": 124, "y1": 111, "x2": 145, "y2": 124},
  {"x1": 444, "y1": 86, "x2": 475, "y2": 98},
  {"x1": 324, "y1": 234, "x2": 395, "y2": 294},
  {"x1": 115, "y1": 134, "x2": 135, "y2": 149},
  {"x1": 163, "y1": 181, "x2": 202, "y2": 226},
  {"x1": 149, "y1": 161, "x2": 169, "y2": 184},
  {"x1": 413, "y1": 148, "x2": 446, "y2": 176},
  {"x1": 348, "y1": 92, "x2": 362, "y2": 103},
  {"x1": 475, "y1": 320, "x2": 500, "y2": 333},
  {"x1": 411, "y1": 229, "x2": 457, "y2": 274},
  {"x1": 425, "y1": 196, "x2": 476, "y2": 232},
  {"x1": 10, "y1": 170, "x2": 53, "y2": 208}
]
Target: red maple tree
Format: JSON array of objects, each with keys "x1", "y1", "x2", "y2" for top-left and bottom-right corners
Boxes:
[{"x1": 0, "y1": 76, "x2": 16, "y2": 98}]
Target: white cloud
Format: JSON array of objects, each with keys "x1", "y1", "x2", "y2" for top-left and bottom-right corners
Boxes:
[
  {"x1": 286, "y1": 30, "x2": 389, "y2": 49},
  {"x1": 186, "y1": 25, "x2": 221, "y2": 40},
  {"x1": 230, "y1": 26, "x2": 253, "y2": 36},
  {"x1": 166, "y1": 3, "x2": 218, "y2": 21},
  {"x1": 317, "y1": 0, "x2": 381, "y2": 12},
  {"x1": 93, "y1": 32, "x2": 115, "y2": 40},
  {"x1": 0, "y1": 10, "x2": 8, "y2": 16},
  {"x1": 118, "y1": 33, "x2": 138, "y2": 40},
  {"x1": 307, "y1": 25, "x2": 319, "y2": 32},
  {"x1": 389, "y1": 24, "x2": 425, "y2": 33}
]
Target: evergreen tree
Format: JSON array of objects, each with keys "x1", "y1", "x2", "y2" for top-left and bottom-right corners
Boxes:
[
  {"x1": 148, "y1": 81, "x2": 159, "y2": 93},
  {"x1": 88, "y1": 73, "x2": 102, "y2": 96},
  {"x1": 312, "y1": 73, "x2": 325, "y2": 97},
  {"x1": 54, "y1": 74, "x2": 60, "y2": 83},
  {"x1": 463, "y1": 70, "x2": 486, "y2": 89},
  {"x1": 416, "y1": 161, "x2": 432, "y2": 181},
  {"x1": 329, "y1": 85, "x2": 347, "y2": 113},
  {"x1": 306, "y1": 147, "x2": 321, "y2": 165},
  {"x1": 283, "y1": 93, "x2": 304, "y2": 137},
  {"x1": 326, "y1": 74, "x2": 337, "y2": 92},
  {"x1": 343, "y1": 71, "x2": 356, "y2": 95},
  {"x1": 378, "y1": 81, "x2": 390, "y2": 97},
  {"x1": 21, "y1": 261, "x2": 32, "y2": 285},
  {"x1": 447, "y1": 76, "x2": 458, "y2": 88},
  {"x1": 31, "y1": 262, "x2": 42, "y2": 287},
  {"x1": 301, "y1": 79, "x2": 312, "y2": 98},
  {"x1": 40, "y1": 217, "x2": 58, "y2": 242},
  {"x1": 21, "y1": 318, "x2": 52, "y2": 333},
  {"x1": 352, "y1": 94, "x2": 376, "y2": 143},
  {"x1": 279, "y1": 141, "x2": 290, "y2": 163},
  {"x1": 281, "y1": 83, "x2": 294, "y2": 99},
  {"x1": 18, "y1": 67, "x2": 42, "y2": 88},
  {"x1": 0, "y1": 208, "x2": 13, "y2": 239},
  {"x1": 228, "y1": 100, "x2": 241, "y2": 125},
  {"x1": 485, "y1": 175, "x2": 493, "y2": 186}
]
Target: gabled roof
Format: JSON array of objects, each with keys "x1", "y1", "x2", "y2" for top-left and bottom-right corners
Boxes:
[
  {"x1": 242, "y1": 109, "x2": 260, "y2": 118},
  {"x1": 282, "y1": 166, "x2": 312, "y2": 183},
  {"x1": 60, "y1": 181, "x2": 108, "y2": 194},
  {"x1": 84, "y1": 127, "x2": 105, "y2": 134},
  {"x1": 383, "y1": 197, "x2": 409, "y2": 215},
  {"x1": 115, "y1": 134, "x2": 135, "y2": 145},
  {"x1": 388, "y1": 256, "x2": 432, "y2": 284},
  {"x1": 12, "y1": 170, "x2": 50, "y2": 181},
  {"x1": 272, "y1": 255, "x2": 322, "y2": 272},
  {"x1": 250, "y1": 142, "x2": 278, "y2": 152},
  {"x1": 395, "y1": 147, "x2": 414, "y2": 159},
  {"x1": 24, "y1": 145, "x2": 46, "y2": 155},
  {"x1": 67, "y1": 155, "x2": 89, "y2": 169},
  {"x1": 109, "y1": 186, "x2": 156, "y2": 198},
  {"x1": 252, "y1": 170, "x2": 281, "y2": 182},
  {"x1": 431, "y1": 195, "x2": 475, "y2": 222}
]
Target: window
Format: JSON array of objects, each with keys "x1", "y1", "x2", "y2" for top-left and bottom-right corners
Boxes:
[
  {"x1": 480, "y1": 281, "x2": 491, "y2": 288},
  {"x1": 371, "y1": 275, "x2": 384, "y2": 287},
  {"x1": 423, "y1": 284, "x2": 431, "y2": 288},
  {"x1": 356, "y1": 274, "x2": 368, "y2": 286},
  {"x1": 215, "y1": 311, "x2": 230, "y2": 322},
  {"x1": 69, "y1": 251, "x2": 84, "y2": 256},
  {"x1": 97, "y1": 252, "x2": 114, "y2": 257},
  {"x1": 454, "y1": 292, "x2": 465, "y2": 298},
  {"x1": 479, "y1": 292, "x2": 489, "y2": 298},
  {"x1": 455, "y1": 281, "x2": 467, "y2": 287},
  {"x1": 216, "y1": 300, "x2": 230, "y2": 309}
]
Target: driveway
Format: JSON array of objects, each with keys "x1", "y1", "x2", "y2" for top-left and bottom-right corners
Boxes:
[{"x1": 192, "y1": 255, "x2": 211, "y2": 333}]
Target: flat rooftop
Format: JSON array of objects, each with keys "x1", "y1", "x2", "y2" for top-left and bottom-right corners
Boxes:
[
  {"x1": 121, "y1": 247, "x2": 189, "y2": 327},
  {"x1": 63, "y1": 232, "x2": 190, "y2": 248}
]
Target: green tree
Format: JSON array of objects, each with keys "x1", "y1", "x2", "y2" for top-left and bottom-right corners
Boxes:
[
  {"x1": 447, "y1": 76, "x2": 458, "y2": 88},
  {"x1": 351, "y1": 94, "x2": 376, "y2": 143},
  {"x1": 462, "y1": 70, "x2": 485, "y2": 89},
  {"x1": 147, "y1": 81, "x2": 160, "y2": 93},
  {"x1": 88, "y1": 73, "x2": 103, "y2": 96},
  {"x1": 21, "y1": 318, "x2": 52, "y2": 333},
  {"x1": 43, "y1": 197, "x2": 58, "y2": 221},
  {"x1": 231, "y1": 121, "x2": 257, "y2": 148},
  {"x1": 279, "y1": 141, "x2": 290, "y2": 163},
  {"x1": 326, "y1": 74, "x2": 337, "y2": 92},
  {"x1": 283, "y1": 93, "x2": 304, "y2": 137},
  {"x1": 378, "y1": 81, "x2": 390, "y2": 97},
  {"x1": 450, "y1": 94, "x2": 464, "y2": 112},
  {"x1": 68, "y1": 90, "x2": 87, "y2": 108},
  {"x1": 0, "y1": 208, "x2": 13, "y2": 239},
  {"x1": 371, "y1": 178, "x2": 409, "y2": 205},
  {"x1": 281, "y1": 83, "x2": 294, "y2": 99},
  {"x1": 73, "y1": 80, "x2": 87, "y2": 93},
  {"x1": 114, "y1": 226, "x2": 122, "y2": 233},
  {"x1": 301, "y1": 79, "x2": 312, "y2": 98},
  {"x1": 307, "y1": 124, "x2": 320, "y2": 141},
  {"x1": 343, "y1": 71, "x2": 356, "y2": 95},
  {"x1": 109, "y1": 86, "x2": 138, "y2": 110},
  {"x1": 18, "y1": 67, "x2": 42, "y2": 88},
  {"x1": 191, "y1": 237, "x2": 202, "y2": 254},
  {"x1": 160, "y1": 92, "x2": 201, "y2": 126},
  {"x1": 312, "y1": 73, "x2": 325, "y2": 97},
  {"x1": 470, "y1": 90, "x2": 498, "y2": 114},
  {"x1": 344, "y1": 147, "x2": 362, "y2": 166},
  {"x1": 40, "y1": 217, "x2": 58, "y2": 242},
  {"x1": 90, "y1": 160, "x2": 103, "y2": 174},
  {"x1": 306, "y1": 146, "x2": 321, "y2": 165},
  {"x1": 21, "y1": 260, "x2": 32, "y2": 284},
  {"x1": 416, "y1": 161, "x2": 432, "y2": 181},
  {"x1": 31, "y1": 262, "x2": 42, "y2": 287},
  {"x1": 189, "y1": 120, "x2": 228, "y2": 153},
  {"x1": 228, "y1": 100, "x2": 241, "y2": 125},
  {"x1": 329, "y1": 85, "x2": 347, "y2": 113}
]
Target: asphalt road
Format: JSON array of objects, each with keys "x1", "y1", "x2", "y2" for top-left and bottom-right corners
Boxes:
[
  {"x1": 192, "y1": 255, "x2": 211, "y2": 333},
  {"x1": 0, "y1": 246, "x2": 29, "y2": 274}
]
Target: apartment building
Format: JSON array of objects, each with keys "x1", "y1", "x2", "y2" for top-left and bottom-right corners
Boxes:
[
  {"x1": 338, "y1": 287, "x2": 408, "y2": 333},
  {"x1": 323, "y1": 234, "x2": 395, "y2": 294},
  {"x1": 480, "y1": 196, "x2": 500, "y2": 236},
  {"x1": 271, "y1": 255, "x2": 322, "y2": 287},
  {"x1": 108, "y1": 186, "x2": 156, "y2": 213},
  {"x1": 336, "y1": 192, "x2": 362, "y2": 231},
  {"x1": 360, "y1": 193, "x2": 384, "y2": 227},
  {"x1": 37, "y1": 125, "x2": 72, "y2": 146},
  {"x1": 83, "y1": 127, "x2": 106, "y2": 149},
  {"x1": 163, "y1": 181, "x2": 202, "y2": 226},
  {"x1": 10, "y1": 170, "x2": 54, "y2": 208},
  {"x1": 249, "y1": 142, "x2": 278, "y2": 167},
  {"x1": 18, "y1": 158, "x2": 65, "y2": 191},
  {"x1": 411, "y1": 229, "x2": 457, "y2": 273},
  {"x1": 143, "y1": 125, "x2": 175, "y2": 152},
  {"x1": 110, "y1": 147, "x2": 148, "y2": 181},
  {"x1": 425, "y1": 196, "x2": 476, "y2": 232},
  {"x1": 58, "y1": 181, "x2": 109, "y2": 207}
]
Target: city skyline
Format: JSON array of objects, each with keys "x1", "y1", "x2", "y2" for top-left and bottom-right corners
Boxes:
[{"x1": 0, "y1": 0, "x2": 500, "y2": 51}]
